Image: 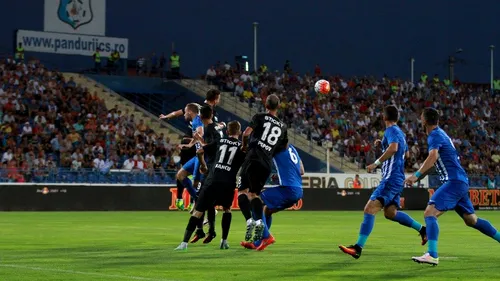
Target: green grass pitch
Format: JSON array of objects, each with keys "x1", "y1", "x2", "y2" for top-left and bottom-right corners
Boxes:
[{"x1": 1, "y1": 211, "x2": 499, "y2": 281}]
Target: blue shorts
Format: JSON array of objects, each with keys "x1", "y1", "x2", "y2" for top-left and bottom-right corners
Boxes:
[
  {"x1": 429, "y1": 180, "x2": 474, "y2": 216},
  {"x1": 182, "y1": 157, "x2": 202, "y2": 182},
  {"x1": 261, "y1": 186, "x2": 303, "y2": 211},
  {"x1": 370, "y1": 180, "x2": 402, "y2": 208}
]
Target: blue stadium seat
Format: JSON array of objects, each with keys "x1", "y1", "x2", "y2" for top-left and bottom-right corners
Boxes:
[
  {"x1": 153, "y1": 174, "x2": 161, "y2": 184},
  {"x1": 87, "y1": 173, "x2": 97, "y2": 183}
]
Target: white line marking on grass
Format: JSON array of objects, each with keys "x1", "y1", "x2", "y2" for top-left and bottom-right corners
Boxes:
[
  {"x1": 0, "y1": 264, "x2": 178, "y2": 281},
  {"x1": 439, "y1": 256, "x2": 459, "y2": 260}
]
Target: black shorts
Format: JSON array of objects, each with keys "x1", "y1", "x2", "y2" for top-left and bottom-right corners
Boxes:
[
  {"x1": 239, "y1": 160, "x2": 271, "y2": 195},
  {"x1": 195, "y1": 182, "x2": 236, "y2": 212}
]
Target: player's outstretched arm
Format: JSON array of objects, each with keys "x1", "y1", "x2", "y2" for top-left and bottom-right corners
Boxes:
[
  {"x1": 193, "y1": 132, "x2": 206, "y2": 146},
  {"x1": 159, "y1": 109, "x2": 183, "y2": 120},
  {"x1": 367, "y1": 142, "x2": 398, "y2": 172},
  {"x1": 179, "y1": 138, "x2": 197, "y2": 149}
]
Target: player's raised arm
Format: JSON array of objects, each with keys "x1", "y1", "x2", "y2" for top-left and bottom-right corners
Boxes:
[
  {"x1": 405, "y1": 149, "x2": 438, "y2": 186},
  {"x1": 159, "y1": 109, "x2": 183, "y2": 120},
  {"x1": 242, "y1": 113, "x2": 259, "y2": 150},
  {"x1": 367, "y1": 142, "x2": 398, "y2": 173}
]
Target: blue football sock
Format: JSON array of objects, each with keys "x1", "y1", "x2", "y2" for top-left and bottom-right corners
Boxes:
[
  {"x1": 425, "y1": 216, "x2": 439, "y2": 258},
  {"x1": 356, "y1": 213, "x2": 375, "y2": 248},
  {"x1": 392, "y1": 211, "x2": 422, "y2": 232},
  {"x1": 181, "y1": 178, "x2": 197, "y2": 199},
  {"x1": 265, "y1": 214, "x2": 273, "y2": 230},
  {"x1": 261, "y1": 214, "x2": 270, "y2": 239},
  {"x1": 473, "y1": 218, "x2": 500, "y2": 242}
]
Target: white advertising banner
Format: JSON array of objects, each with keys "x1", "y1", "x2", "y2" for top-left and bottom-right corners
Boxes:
[
  {"x1": 17, "y1": 29, "x2": 129, "y2": 59},
  {"x1": 44, "y1": 0, "x2": 106, "y2": 36},
  {"x1": 301, "y1": 173, "x2": 429, "y2": 189}
]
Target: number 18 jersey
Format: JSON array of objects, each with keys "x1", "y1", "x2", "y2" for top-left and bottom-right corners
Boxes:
[{"x1": 246, "y1": 113, "x2": 287, "y2": 168}]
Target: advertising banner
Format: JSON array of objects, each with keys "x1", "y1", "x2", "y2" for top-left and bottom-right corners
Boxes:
[
  {"x1": 17, "y1": 29, "x2": 129, "y2": 58},
  {"x1": 0, "y1": 184, "x2": 496, "y2": 211},
  {"x1": 44, "y1": 0, "x2": 106, "y2": 36},
  {"x1": 301, "y1": 173, "x2": 429, "y2": 189}
]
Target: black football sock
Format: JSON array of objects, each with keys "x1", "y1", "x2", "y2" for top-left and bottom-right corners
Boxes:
[
  {"x1": 222, "y1": 212, "x2": 232, "y2": 240},
  {"x1": 183, "y1": 216, "x2": 199, "y2": 243},
  {"x1": 196, "y1": 213, "x2": 205, "y2": 230},
  {"x1": 176, "y1": 179, "x2": 184, "y2": 200},
  {"x1": 250, "y1": 198, "x2": 264, "y2": 221},
  {"x1": 238, "y1": 194, "x2": 252, "y2": 221},
  {"x1": 207, "y1": 208, "x2": 216, "y2": 234}
]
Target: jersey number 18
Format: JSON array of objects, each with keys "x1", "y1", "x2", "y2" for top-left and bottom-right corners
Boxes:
[{"x1": 261, "y1": 122, "x2": 282, "y2": 146}]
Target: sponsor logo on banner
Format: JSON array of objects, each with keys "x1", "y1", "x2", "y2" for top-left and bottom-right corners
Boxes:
[
  {"x1": 429, "y1": 189, "x2": 500, "y2": 210},
  {"x1": 168, "y1": 188, "x2": 303, "y2": 211},
  {"x1": 36, "y1": 187, "x2": 67, "y2": 194},
  {"x1": 302, "y1": 173, "x2": 429, "y2": 189},
  {"x1": 44, "y1": 0, "x2": 106, "y2": 36},
  {"x1": 17, "y1": 29, "x2": 129, "y2": 58}
]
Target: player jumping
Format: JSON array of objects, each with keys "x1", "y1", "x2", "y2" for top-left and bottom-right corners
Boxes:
[
  {"x1": 339, "y1": 105, "x2": 427, "y2": 259},
  {"x1": 189, "y1": 105, "x2": 222, "y2": 243},
  {"x1": 159, "y1": 89, "x2": 224, "y2": 210},
  {"x1": 160, "y1": 103, "x2": 203, "y2": 211},
  {"x1": 241, "y1": 144, "x2": 304, "y2": 251},
  {"x1": 405, "y1": 107, "x2": 500, "y2": 266},
  {"x1": 175, "y1": 119, "x2": 246, "y2": 251},
  {"x1": 238, "y1": 94, "x2": 287, "y2": 242}
]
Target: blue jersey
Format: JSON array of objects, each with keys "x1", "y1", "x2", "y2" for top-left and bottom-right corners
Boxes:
[
  {"x1": 272, "y1": 145, "x2": 302, "y2": 188},
  {"x1": 427, "y1": 127, "x2": 468, "y2": 184},
  {"x1": 381, "y1": 125, "x2": 406, "y2": 185},
  {"x1": 191, "y1": 115, "x2": 203, "y2": 150}
]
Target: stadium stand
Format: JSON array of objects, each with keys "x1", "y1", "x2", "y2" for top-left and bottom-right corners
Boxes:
[
  {"x1": 177, "y1": 79, "x2": 357, "y2": 172},
  {"x1": 190, "y1": 63, "x2": 500, "y2": 186},
  {"x1": 0, "y1": 58, "x2": 182, "y2": 184}
]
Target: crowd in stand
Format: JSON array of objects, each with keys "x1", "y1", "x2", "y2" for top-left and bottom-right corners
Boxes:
[
  {"x1": 205, "y1": 61, "x2": 500, "y2": 185},
  {"x1": 0, "y1": 57, "x2": 180, "y2": 183}
]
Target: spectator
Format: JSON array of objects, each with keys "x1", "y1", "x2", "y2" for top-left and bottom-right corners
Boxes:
[
  {"x1": 206, "y1": 61, "x2": 500, "y2": 178},
  {"x1": 206, "y1": 66, "x2": 217, "y2": 84},
  {"x1": 170, "y1": 51, "x2": 180, "y2": 79}
]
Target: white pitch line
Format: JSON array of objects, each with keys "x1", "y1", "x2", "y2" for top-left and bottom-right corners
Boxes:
[
  {"x1": 439, "y1": 257, "x2": 459, "y2": 260},
  {"x1": 0, "y1": 264, "x2": 178, "y2": 281}
]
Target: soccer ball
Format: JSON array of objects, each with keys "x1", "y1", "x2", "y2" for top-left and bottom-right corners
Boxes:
[{"x1": 314, "y1": 79, "x2": 330, "y2": 94}]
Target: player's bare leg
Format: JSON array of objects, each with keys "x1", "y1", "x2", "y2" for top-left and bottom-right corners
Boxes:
[{"x1": 339, "y1": 199, "x2": 382, "y2": 259}]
